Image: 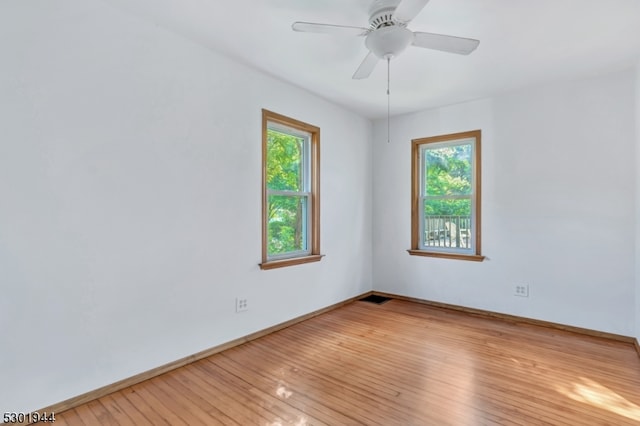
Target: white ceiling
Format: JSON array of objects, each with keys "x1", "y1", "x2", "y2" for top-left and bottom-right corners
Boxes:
[{"x1": 104, "y1": 0, "x2": 640, "y2": 119}]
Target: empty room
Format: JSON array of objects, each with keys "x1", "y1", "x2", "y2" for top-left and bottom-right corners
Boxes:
[{"x1": 2, "y1": 0, "x2": 640, "y2": 424}]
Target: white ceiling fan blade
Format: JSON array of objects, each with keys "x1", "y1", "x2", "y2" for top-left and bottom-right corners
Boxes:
[
  {"x1": 292, "y1": 22, "x2": 369, "y2": 36},
  {"x1": 352, "y1": 52, "x2": 379, "y2": 80},
  {"x1": 412, "y1": 32, "x2": 480, "y2": 55},
  {"x1": 393, "y1": 0, "x2": 430, "y2": 24}
]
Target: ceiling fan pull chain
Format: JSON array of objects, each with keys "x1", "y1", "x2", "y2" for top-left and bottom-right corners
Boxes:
[{"x1": 387, "y1": 57, "x2": 391, "y2": 143}]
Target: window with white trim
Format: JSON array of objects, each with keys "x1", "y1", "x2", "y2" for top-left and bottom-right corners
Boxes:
[
  {"x1": 260, "y1": 109, "x2": 321, "y2": 270},
  {"x1": 408, "y1": 130, "x2": 484, "y2": 261}
]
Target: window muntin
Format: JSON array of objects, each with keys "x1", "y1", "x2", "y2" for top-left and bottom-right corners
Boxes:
[
  {"x1": 409, "y1": 130, "x2": 483, "y2": 261},
  {"x1": 261, "y1": 110, "x2": 321, "y2": 269}
]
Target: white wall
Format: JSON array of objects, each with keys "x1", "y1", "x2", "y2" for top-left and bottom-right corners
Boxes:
[
  {"x1": 0, "y1": 0, "x2": 372, "y2": 412},
  {"x1": 636, "y1": 60, "x2": 640, "y2": 342},
  {"x1": 373, "y1": 70, "x2": 636, "y2": 337}
]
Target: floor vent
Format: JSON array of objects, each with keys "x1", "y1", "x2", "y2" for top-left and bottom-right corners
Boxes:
[{"x1": 359, "y1": 294, "x2": 392, "y2": 305}]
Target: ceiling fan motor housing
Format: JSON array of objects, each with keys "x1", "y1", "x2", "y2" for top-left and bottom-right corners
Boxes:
[
  {"x1": 369, "y1": 7, "x2": 396, "y2": 29},
  {"x1": 369, "y1": 0, "x2": 402, "y2": 23}
]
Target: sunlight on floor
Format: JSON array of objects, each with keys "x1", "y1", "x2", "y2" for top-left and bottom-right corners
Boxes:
[
  {"x1": 276, "y1": 381, "x2": 293, "y2": 399},
  {"x1": 269, "y1": 381, "x2": 307, "y2": 425},
  {"x1": 555, "y1": 377, "x2": 640, "y2": 421}
]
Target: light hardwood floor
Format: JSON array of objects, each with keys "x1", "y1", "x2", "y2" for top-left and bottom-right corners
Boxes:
[{"x1": 55, "y1": 298, "x2": 640, "y2": 425}]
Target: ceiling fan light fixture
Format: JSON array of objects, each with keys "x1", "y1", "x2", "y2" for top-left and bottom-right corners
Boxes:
[{"x1": 365, "y1": 26, "x2": 413, "y2": 59}]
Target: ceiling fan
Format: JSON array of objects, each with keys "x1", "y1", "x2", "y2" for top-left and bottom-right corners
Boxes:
[{"x1": 292, "y1": 0, "x2": 480, "y2": 79}]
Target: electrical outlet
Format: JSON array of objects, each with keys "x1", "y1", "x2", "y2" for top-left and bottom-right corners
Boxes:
[
  {"x1": 514, "y1": 284, "x2": 529, "y2": 297},
  {"x1": 236, "y1": 298, "x2": 248, "y2": 313}
]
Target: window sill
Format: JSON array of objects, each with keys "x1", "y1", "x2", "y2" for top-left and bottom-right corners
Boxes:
[
  {"x1": 259, "y1": 254, "x2": 324, "y2": 270},
  {"x1": 407, "y1": 250, "x2": 485, "y2": 262}
]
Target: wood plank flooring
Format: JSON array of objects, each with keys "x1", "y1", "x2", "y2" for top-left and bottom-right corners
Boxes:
[{"x1": 55, "y1": 299, "x2": 640, "y2": 425}]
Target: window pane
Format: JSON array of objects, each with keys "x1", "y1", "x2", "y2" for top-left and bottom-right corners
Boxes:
[
  {"x1": 267, "y1": 194, "x2": 308, "y2": 256},
  {"x1": 423, "y1": 199, "x2": 471, "y2": 249},
  {"x1": 425, "y1": 143, "x2": 472, "y2": 196},
  {"x1": 266, "y1": 129, "x2": 305, "y2": 191}
]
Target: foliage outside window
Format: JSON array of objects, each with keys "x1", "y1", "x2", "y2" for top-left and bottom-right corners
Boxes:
[
  {"x1": 260, "y1": 110, "x2": 321, "y2": 270},
  {"x1": 408, "y1": 130, "x2": 484, "y2": 261}
]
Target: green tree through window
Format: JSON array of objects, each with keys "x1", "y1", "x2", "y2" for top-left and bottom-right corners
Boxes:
[
  {"x1": 424, "y1": 143, "x2": 472, "y2": 217},
  {"x1": 266, "y1": 129, "x2": 307, "y2": 255}
]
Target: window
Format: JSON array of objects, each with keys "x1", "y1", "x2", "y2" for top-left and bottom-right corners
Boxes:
[
  {"x1": 408, "y1": 130, "x2": 484, "y2": 261},
  {"x1": 260, "y1": 109, "x2": 322, "y2": 270}
]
